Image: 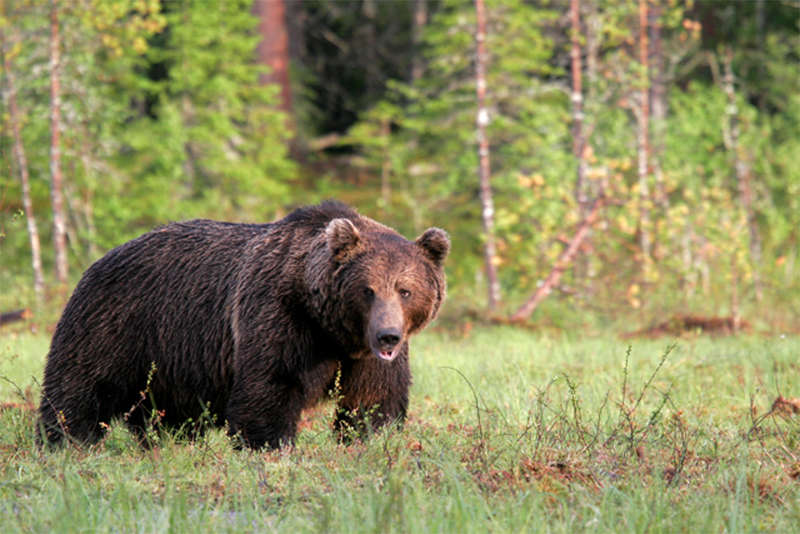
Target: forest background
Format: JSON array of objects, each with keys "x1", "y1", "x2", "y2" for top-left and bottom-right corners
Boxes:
[{"x1": 1, "y1": 0, "x2": 798, "y2": 333}]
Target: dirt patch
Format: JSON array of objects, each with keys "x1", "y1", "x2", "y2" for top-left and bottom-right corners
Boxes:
[
  {"x1": 0, "y1": 401, "x2": 36, "y2": 412},
  {"x1": 520, "y1": 458, "x2": 601, "y2": 489}
]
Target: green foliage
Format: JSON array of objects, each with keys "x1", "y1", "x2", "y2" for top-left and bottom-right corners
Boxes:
[
  {"x1": 345, "y1": 0, "x2": 570, "y2": 290},
  {"x1": 293, "y1": 0, "x2": 418, "y2": 135},
  {"x1": 339, "y1": 0, "x2": 799, "y2": 316},
  {"x1": 1, "y1": 0, "x2": 799, "y2": 319},
  {"x1": 1, "y1": 0, "x2": 294, "y2": 274},
  {"x1": 108, "y1": 0, "x2": 294, "y2": 240}
]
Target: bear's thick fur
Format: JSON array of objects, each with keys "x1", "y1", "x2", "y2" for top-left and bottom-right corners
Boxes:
[{"x1": 37, "y1": 201, "x2": 449, "y2": 449}]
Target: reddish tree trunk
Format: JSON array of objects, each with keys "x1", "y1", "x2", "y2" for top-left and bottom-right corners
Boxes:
[
  {"x1": 50, "y1": 0, "x2": 68, "y2": 286},
  {"x1": 474, "y1": 0, "x2": 501, "y2": 311},
  {"x1": 510, "y1": 198, "x2": 604, "y2": 323},
  {"x1": 411, "y1": 0, "x2": 428, "y2": 82},
  {"x1": 253, "y1": 0, "x2": 292, "y2": 113},
  {"x1": 2, "y1": 29, "x2": 45, "y2": 299}
]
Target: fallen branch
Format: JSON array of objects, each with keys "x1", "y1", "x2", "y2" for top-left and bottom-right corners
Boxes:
[
  {"x1": 621, "y1": 314, "x2": 750, "y2": 339},
  {"x1": 0, "y1": 308, "x2": 32, "y2": 327},
  {"x1": 510, "y1": 197, "x2": 604, "y2": 323}
]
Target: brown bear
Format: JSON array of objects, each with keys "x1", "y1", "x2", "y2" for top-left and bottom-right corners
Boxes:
[{"x1": 37, "y1": 201, "x2": 449, "y2": 449}]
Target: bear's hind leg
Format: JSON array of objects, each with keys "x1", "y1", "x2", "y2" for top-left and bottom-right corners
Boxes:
[
  {"x1": 37, "y1": 378, "x2": 131, "y2": 447},
  {"x1": 37, "y1": 392, "x2": 105, "y2": 447}
]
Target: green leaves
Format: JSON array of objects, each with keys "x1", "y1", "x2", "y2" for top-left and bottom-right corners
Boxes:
[
  {"x1": 121, "y1": 0, "x2": 293, "y2": 223},
  {"x1": 1, "y1": 0, "x2": 798, "y2": 312}
]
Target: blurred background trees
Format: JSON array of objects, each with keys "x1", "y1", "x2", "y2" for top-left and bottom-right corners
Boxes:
[{"x1": 1, "y1": 0, "x2": 798, "y2": 328}]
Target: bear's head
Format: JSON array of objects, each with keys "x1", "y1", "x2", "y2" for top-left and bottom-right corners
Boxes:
[{"x1": 313, "y1": 217, "x2": 449, "y2": 362}]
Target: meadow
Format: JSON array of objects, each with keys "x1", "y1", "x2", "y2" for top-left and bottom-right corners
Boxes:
[{"x1": 1, "y1": 325, "x2": 798, "y2": 533}]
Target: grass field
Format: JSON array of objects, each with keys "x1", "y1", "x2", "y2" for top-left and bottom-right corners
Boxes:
[{"x1": 1, "y1": 326, "x2": 798, "y2": 533}]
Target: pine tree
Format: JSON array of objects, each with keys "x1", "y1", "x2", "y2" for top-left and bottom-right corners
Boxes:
[{"x1": 119, "y1": 0, "x2": 294, "y2": 224}]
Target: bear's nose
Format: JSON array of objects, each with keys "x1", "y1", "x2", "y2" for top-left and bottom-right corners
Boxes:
[{"x1": 376, "y1": 328, "x2": 401, "y2": 348}]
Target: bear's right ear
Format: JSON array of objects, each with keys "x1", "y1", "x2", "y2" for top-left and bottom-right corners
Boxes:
[
  {"x1": 416, "y1": 227, "x2": 450, "y2": 266},
  {"x1": 325, "y1": 218, "x2": 362, "y2": 262}
]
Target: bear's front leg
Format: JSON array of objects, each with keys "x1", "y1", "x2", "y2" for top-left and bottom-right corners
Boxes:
[
  {"x1": 226, "y1": 291, "x2": 315, "y2": 449},
  {"x1": 333, "y1": 344, "x2": 410, "y2": 443},
  {"x1": 225, "y1": 379, "x2": 305, "y2": 449}
]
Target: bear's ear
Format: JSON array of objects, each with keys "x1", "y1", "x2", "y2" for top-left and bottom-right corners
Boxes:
[
  {"x1": 326, "y1": 218, "x2": 362, "y2": 262},
  {"x1": 415, "y1": 228, "x2": 450, "y2": 266}
]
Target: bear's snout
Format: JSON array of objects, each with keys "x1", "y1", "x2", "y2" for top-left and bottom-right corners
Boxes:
[
  {"x1": 376, "y1": 327, "x2": 401, "y2": 350},
  {"x1": 368, "y1": 300, "x2": 405, "y2": 362}
]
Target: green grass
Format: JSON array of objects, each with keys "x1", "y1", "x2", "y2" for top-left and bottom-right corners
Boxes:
[{"x1": 1, "y1": 326, "x2": 798, "y2": 533}]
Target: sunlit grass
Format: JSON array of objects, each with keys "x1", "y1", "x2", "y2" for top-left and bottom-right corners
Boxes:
[
  {"x1": 1, "y1": 326, "x2": 798, "y2": 532},
  {"x1": 0, "y1": 331, "x2": 48, "y2": 403}
]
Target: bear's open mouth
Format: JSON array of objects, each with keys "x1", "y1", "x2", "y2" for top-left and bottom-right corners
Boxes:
[
  {"x1": 372, "y1": 345, "x2": 400, "y2": 362},
  {"x1": 368, "y1": 326, "x2": 404, "y2": 362}
]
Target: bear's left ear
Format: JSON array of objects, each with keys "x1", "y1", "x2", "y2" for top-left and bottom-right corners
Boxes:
[
  {"x1": 326, "y1": 218, "x2": 363, "y2": 262},
  {"x1": 415, "y1": 228, "x2": 450, "y2": 266}
]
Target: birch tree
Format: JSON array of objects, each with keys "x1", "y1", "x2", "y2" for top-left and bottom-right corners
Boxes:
[
  {"x1": 635, "y1": 0, "x2": 651, "y2": 263},
  {"x1": 474, "y1": 0, "x2": 500, "y2": 311},
  {"x1": 570, "y1": 0, "x2": 588, "y2": 220},
  {"x1": 648, "y1": 1, "x2": 668, "y2": 208},
  {"x1": 721, "y1": 49, "x2": 763, "y2": 301},
  {"x1": 49, "y1": 0, "x2": 68, "y2": 286},
  {"x1": 1, "y1": 23, "x2": 45, "y2": 299}
]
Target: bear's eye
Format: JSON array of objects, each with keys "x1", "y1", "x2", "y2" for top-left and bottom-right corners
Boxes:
[
  {"x1": 362, "y1": 287, "x2": 375, "y2": 299},
  {"x1": 398, "y1": 288, "x2": 411, "y2": 300}
]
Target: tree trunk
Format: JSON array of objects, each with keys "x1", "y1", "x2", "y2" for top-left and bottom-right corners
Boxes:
[
  {"x1": 585, "y1": 2, "x2": 599, "y2": 105},
  {"x1": 510, "y1": 198, "x2": 603, "y2": 323},
  {"x1": 50, "y1": 0, "x2": 68, "y2": 287},
  {"x1": 584, "y1": 1, "x2": 602, "y2": 205},
  {"x1": 474, "y1": 0, "x2": 501, "y2": 311},
  {"x1": 411, "y1": 0, "x2": 428, "y2": 82},
  {"x1": 253, "y1": 0, "x2": 292, "y2": 114},
  {"x1": 570, "y1": 0, "x2": 594, "y2": 286},
  {"x1": 380, "y1": 117, "x2": 391, "y2": 211},
  {"x1": 755, "y1": 0, "x2": 766, "y2": 112},
  {"x1": 722, "y1": 49, "x2": 763, "y2": 301},
  {"x1": 362, "y1": 0, "x2": 380, "y2": 101},
  {"x1": 636, "y1": 0, "x2": 651, "y2": 262},
  {"x1": 680, "y1": 222, "x2": 694, "y2": 299},
  {"x1": 2, "y1": 29, "x2": 45, "y2": 300},
  {"x1": 648, "y1": 0, "x2": 668, "y2": 209},
  {"x1": 570, "y1": 0, "x2": 589, "y2": 219}
]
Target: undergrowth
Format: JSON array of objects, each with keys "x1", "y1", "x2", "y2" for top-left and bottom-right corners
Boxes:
[{"x1": 0, "y1": 327, "x2": 798, "y2": 533}]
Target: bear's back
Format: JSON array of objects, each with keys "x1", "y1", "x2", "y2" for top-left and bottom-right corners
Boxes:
[{"x1": 52, "y1": 220, "x2": 270, "y2": 372}]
